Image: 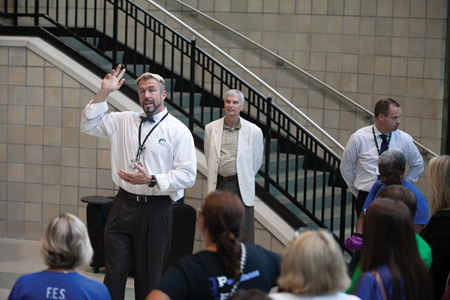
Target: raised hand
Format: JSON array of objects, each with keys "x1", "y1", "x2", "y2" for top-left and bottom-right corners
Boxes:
[
  {"x1": 91, "y1": 64, "x2": 126, "y2": 104},
  {"x1": 101, "y1": 64, "x2": 126, "y2": 93}
]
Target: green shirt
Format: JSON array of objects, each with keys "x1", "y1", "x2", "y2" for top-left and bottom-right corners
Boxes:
[{"x1": 346, "y1": 233, "x2": 432, "y2": 294}]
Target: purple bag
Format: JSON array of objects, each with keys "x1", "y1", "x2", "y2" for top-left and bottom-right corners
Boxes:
[{"x1": 345, "y1": 236, "x2": 363, "y2": 251}]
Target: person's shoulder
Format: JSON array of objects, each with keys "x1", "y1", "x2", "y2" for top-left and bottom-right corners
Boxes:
[
  {"x1": 268, "y1": 292, "x2": 300, "y2": 300},
  {"x1": 14, "y1": 271, "x2": 43, "y2": 284},
  {"x1": 395, "y1": 129, "x2": 414, "y2": 141},
  {"x1": 403, "y1": 181, "x2": 425, "y2": 197},
  {"x1": 245, "y1": 244, "x2": 281, "y2": 261},
  {"x1": 347, "y1": 125, "x2": 372, "y2": 144},
  {"x1": 209, "y1": 117, "x2": 225, "y2": 126},
  {"x1": 241, "y1": 118, "x2": 261, "y2": 130},
  {"x1": 335, "y1": 293, "x2": 362, "y2": 300},
  {"x1": 354, "y1": 125, "x2": 372, "y2": 135}
]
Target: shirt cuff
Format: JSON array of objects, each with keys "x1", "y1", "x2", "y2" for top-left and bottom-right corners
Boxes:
[
  {"x1": 155, "y1": 174, "x2": 168, "y2": 192},
  {"x1": 85, "y1": 100, "x2": 109, "y2": 119}
]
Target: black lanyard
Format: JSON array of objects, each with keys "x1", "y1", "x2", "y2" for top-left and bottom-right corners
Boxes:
[
  {"x1": 134, "y1": 112, "x2": 169, "y2": 161},
  {"x1": 372, "y1": 125, "x2": 391, "y2": 156}
]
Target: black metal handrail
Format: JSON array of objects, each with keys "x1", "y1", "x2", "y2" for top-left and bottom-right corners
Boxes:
[{"x1": 1, "y1": 0, "x2": 356, "y2": 249}]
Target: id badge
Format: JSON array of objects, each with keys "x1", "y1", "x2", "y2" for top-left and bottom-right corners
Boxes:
[{"x1": 129, "y1": 159, "x2": 137, "y2": 169}]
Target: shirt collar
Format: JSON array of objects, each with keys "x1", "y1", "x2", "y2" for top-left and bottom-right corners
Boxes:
[
  {"x1": 138, "y1": 107, "x2": 168, "y2": 123},
  {"x1": 223, "y1": 118, "x2": 242, "y2": 130},
  {"x1": 373, "y1": 124, "x2": 385, "y2": 136}
]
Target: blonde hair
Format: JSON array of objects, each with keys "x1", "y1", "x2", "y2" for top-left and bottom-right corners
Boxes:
[
  {"x1": 427, "y1": 155, "x2": 450, "y2": 215},
  {"x1": 41, "y1": 213, "x2": 93, "y2": 268},
  {"x1": 135, "y1": 73, "x2": 165, "y2": 91},
  {"x1": 278, "y1": 229, "x2": 350, "y2": 295}
]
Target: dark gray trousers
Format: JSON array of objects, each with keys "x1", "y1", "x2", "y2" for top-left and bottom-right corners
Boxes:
[
  {"x1": 216, "y1": 176, "x2": 255, "y2": 244},
  {"x1": 103, "y1": 190, "x2": 172, "y2": 300}
]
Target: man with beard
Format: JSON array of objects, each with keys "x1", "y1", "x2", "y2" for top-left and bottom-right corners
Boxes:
[
  {"x1": 204, "y1": 89, "x2": 263, "y2": 244},
  {"x1": 80, "y1": 65, "x2": 197, "y2": 300},
  {"x1": 340, "y1": 98, "x2": 423, "y2": 217}
]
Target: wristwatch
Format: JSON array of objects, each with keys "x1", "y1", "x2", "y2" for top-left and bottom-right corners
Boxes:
[{"x1": 148, "y1": 175, "x2": 157, "y2": 188}]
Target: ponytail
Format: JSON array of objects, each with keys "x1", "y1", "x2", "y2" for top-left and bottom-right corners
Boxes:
[
  {"x1": 202, "y1": 190, "x2": 244, "y2": 280},
  {"x1": 217, "y1": 230, "x2": 241, "y2": 280}
]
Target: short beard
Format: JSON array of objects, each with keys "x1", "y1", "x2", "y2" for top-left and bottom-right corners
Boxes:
[{"x1": 142, "y1": 101, "x2": 161, "y2": 116}]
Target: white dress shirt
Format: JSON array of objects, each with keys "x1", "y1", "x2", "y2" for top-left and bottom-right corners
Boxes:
[
  {"x1": 340, "y1": 124, "x2": 423, "y2": 196},
  {"x1": 80, "y1": 100, "x2": 197, "y2": 201}
]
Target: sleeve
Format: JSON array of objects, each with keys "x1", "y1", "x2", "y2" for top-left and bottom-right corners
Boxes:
[
  {"x1": 346, "y1": 263, "x2": 362, "y2": 294},
  {"x1": 355, "y1": 272, "x2": 382, "y2": 300},
  {"x1": 270, "y1": 252, "x2": 282, "y2": 287},
  {"x1": 340, "y1": 133, "x2": 360, "y2": 196},
  {"x1": 253, "y1": 128, "x2": 264, "y2": 175},
  {"x1": 80, "y1": 100, "x2": 118, "y2": 139},
  {"x1": 362, "y1": 181, "x2": 380, "y2": 211},
  {"x1": 156, "y1": 128, "x2": 197, "y2": 193},
  {"x1": 403, "y1": 135, "x2": 424, "y2": 183},
  {"x1": 101, "y1": 285, "x2": 112, "y2": 300},
  {"x1": 155, "y1": 263, "x2": 190, "y2": 300},
  {"x1": 412, "y1": 190, "x2": 429, "y2": 225}
]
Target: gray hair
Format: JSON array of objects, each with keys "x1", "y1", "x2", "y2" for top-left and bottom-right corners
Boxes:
[
  {"x1": 225, "y1": 89, "x2": 245, "y2": 105},
  {"x1": 41, "y1": 213, "x2": 93, "y2": 268},
  {"x1": 135, "y1": 73, "x2": 165, "y2": 91},
  {"x1": 378, "y1": 149, "x2": 406, "y2": 170}
]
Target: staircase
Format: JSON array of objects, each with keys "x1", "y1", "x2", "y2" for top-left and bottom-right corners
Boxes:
[
  {"x1": 59, "y1": 35, "x2": 354, "y2": 240},
  {"x1": 0, "y1": 0, "x2": 356, "y2": 251}
]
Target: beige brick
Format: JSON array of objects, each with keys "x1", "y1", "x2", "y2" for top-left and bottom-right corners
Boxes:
[
  {"x1": 26, "y1": 106, "x2": 44, "y2": 126},
  {"x1": 45, "y1": 67, "x2": 62, "y2": 87},
  {"x1": 44, "y1": 127, "x2": 61, "y2": 146},
  {"x1": 61, "y1": 128, "x2": 79, "y2": 147}
]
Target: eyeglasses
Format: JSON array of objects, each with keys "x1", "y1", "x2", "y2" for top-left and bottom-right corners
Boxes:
[
  {"x1": 293, "y1": 226, "x2": 310, "y2": 239},
  {"x1": 293, "y1": 226, "x2": 333, "y2": 240}
]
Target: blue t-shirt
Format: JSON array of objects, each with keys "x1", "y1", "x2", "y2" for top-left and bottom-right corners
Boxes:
[
  {"x1": 8, "y1": 270, "x2": 111, "y2": 300},
  {"x1": 362, "y1": 180, "x2": 429, "y2": 225},
  {"x1": 355, "y1": 264, "x2": 405, "y2": 300}
]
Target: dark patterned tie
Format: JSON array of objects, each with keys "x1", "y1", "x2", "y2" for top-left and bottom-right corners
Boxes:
[
  {"x1": 380, "y1": 134, "x2": 388, "y2": 154},
  {"x1": 140, "y1": 116, "x2": 155, "y2": 123}
]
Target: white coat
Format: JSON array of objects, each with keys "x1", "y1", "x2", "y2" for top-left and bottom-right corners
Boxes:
[{"x1": 204, "y1": 116, "x2": 264, "y2": 207}]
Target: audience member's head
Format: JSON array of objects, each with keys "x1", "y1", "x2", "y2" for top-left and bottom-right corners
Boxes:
[
  {"x1": 277, "y1": 229, "x2": 350, "y2": 296},
  {"x1": 226, "y1": 289, "x2": 271, "y2": 300},
  {"x1": 427, "y1": 155, "x2": 450, "y2": 215},
  {"x1": 378, "y1": 150, "x2": 406, "y2": 186},
  {"x1": 41, "y1": 213, "x2": 93, "y2": 269},
  {"x1": 200, "y1": 189, "x2": 244, "y2": 280},
  {"x1": 377, "y1": 185, "x2": 416, "y2": 218},
  {"x1": 361, "y1": 198, "x2": 431, "y2": 300}
]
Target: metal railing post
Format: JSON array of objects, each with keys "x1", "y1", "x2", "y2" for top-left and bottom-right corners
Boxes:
[
  {"x1": 113, "y1": 0, "x2": 119, "y2": 66},
  {"x1": 189, "y1": 39, "x2": 196, "y2": 131},
  {"x1": 34, "y1": 0, "x2": 39, "y2": 26},
  {"x1": 264, "y1": 96, "x2": 272, "y2": 191}
]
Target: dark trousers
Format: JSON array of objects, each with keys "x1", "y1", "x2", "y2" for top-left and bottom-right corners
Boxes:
[
  {"x1": 355, "y1": 191, "x2": 369, "y2": 217},
  {"x1": 103, "y1": 190, "x2": 172, "y2": 300},
  {"x1": 216, "y1": 176, "x2": 255, "y2": 244}
]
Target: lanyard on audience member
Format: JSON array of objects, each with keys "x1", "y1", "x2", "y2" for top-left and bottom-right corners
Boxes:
[
  {"x1": 372, "y1": 125, "x2": 391, "y2": 156},
  {"x1": 134, "y1": 112, "x2": 169, "y2": 164}
]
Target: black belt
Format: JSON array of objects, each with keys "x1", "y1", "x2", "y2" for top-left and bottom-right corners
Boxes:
[
  {"x1": 118, "y1": 187, "x2": 169, "y2": 203},
  {"x1": 218, "y1": 174, "x2": 238, "y2": 181}
]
